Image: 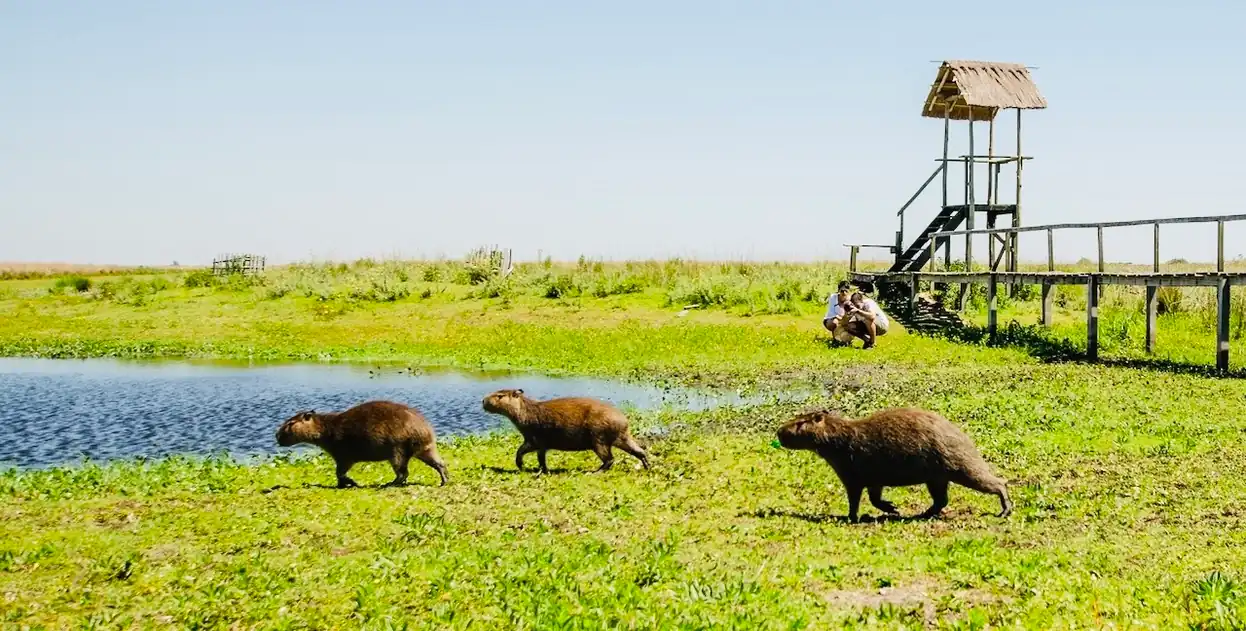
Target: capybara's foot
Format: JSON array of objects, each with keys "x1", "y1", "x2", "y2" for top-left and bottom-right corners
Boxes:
[
  {"x1": 336, "y1": 476, "x2": 359, "y2": 489},
  {"x1": 874, "y1": 501, "x2": 899, "y2": 515}
]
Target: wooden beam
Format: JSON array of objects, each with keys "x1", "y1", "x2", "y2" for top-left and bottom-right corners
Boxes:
[
  {"x1": 1041, "y1": 281, "x2": 1054, "y2": 326},
  {"x1": 1218, "y1": 277, "x2": 1231, "y2": 372},
  {"x1": 1218, "y1": 219, "x2": 1226, "y2": 273},
  {"x1": 1087, "y1": 275, "x2": 1100, "y2": 361},
  {"x1": 987, "y1": 273, "x2": 998, "y2": 344},
  {"x1": 1145, "y1": 283, "x2": 1158, "y2": 354}
]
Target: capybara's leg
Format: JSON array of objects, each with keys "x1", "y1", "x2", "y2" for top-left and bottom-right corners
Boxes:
[
  {"x1": 591, "y1": 442, "x2": 614, "y2": 472},
  {"x1": 615, "y1": 435, "x2": 650, "y2": 469},
  {"x1": 868, "y1": 486, "x2": 899, "y2": 515},
  {"x1": 385, "y1": 448, "x2": 410, "y2": 487},
  {"x1": 918, "y1": 480, "x2": 949, "y2": 519},
  {"x1": 416, "y1": 446, "x2": 449, "y2": 486},
  {"x1": 844, "y1": 483, "x2": 864, "y2": 522},
  {"x1": 536, "y1": 450, "x2": 549, "y2": 474},
  {"x1": 515, "y1": 441, "x2": 535, "y2": 471},
  {"x1": 335, "y1": 459, "x2": 359, "y2": 489},
  {"x1": 953, "y1": 472, "x2": 1012, "y2": 518}
]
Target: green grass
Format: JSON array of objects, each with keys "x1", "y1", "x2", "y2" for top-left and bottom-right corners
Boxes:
[{"x1": 3, "y1": 259, "x2": 1246, "y2": 628}]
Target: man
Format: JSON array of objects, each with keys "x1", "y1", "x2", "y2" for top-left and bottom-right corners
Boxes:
[
  {"x1": 834, "y1": 291, "x2": 889, "y2": 349},
  {"x1": 822, "y1": 281, "x2": 852, "y2": 340}
]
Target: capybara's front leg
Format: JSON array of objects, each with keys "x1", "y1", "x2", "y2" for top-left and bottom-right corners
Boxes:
[
  {"x1": 335, "y1": 459, "x2": 359, "y2": 489},
  {"x1": 515, "y1": 441, "x2": 535, "y2": 472},
  {"x1": 844, "y1": 483, "x2": 864, "y2": 522}
]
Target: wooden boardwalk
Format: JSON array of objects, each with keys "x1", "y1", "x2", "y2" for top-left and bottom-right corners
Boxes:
[{"x1": 849, "y1": 269, "x2": 1240, "y2": 372}]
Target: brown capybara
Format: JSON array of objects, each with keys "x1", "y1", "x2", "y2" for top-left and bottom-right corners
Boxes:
[
  {"x1": 481, "y1": 388, "x2": 650, "y2": 473},
  {"x1": 776, "y1": 407, "x2": 1011, "y2": 522},
  {"x1": 275, "y1": 400, "x2": 448, "y2": 488}
]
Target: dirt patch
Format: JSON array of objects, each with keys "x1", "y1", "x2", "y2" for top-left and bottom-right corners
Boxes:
[{"x1": 818, "y1": 578, "x2": 1007, "y2": 626}]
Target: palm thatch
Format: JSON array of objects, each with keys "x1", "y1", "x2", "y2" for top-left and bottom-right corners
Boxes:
[{"x1": 922, "y1": 60, "x2": 1047, "y2": 122}]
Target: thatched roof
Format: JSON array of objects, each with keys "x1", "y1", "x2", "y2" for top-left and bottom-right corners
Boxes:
[{"x1": 922, "y1": 60, "x2": 1047, "y2": 122}]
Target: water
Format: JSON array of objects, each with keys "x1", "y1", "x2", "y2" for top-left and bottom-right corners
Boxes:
[{"x1": 0, "y1": 358, "x2": 745, "y2": 469}]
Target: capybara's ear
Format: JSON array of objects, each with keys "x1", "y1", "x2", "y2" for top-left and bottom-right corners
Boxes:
[{"x1": 515, "y1": 389, "x2": 523, "y2": 396}]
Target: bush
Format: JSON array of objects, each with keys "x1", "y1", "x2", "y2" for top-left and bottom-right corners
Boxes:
[
  {"x1": 183, "y1": 270, "x2": 217, "y2": 288},
  {"x1": 52, "y1": 275, "x2": 91, "y2": 293}
]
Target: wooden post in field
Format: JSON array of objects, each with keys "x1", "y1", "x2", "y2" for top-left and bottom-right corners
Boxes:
[
  {"x1": 1087, "y1": 275, "x2": 1100, "y2": 361},
  {"x1": 1041, "y1": 282, "x2": 1054, "y2": 326},
  {"x1": 1217, "y1": 277, "x2": 1231, "y2": 372},
  {"x1": 1146, "y1": 223, "x2": 1160, "y2": 354},
  {"x1": 909, "y1": 272, "x2": 919, "y2": 317},
  {"x1": 987, "y1": 273, "x2": 998, "y2": 343},
  {"x1": 1218, "y1": 220, "x2": 1226, "y2": 272},
  {"x1": 1046, "y1": 228, "x2": 1054, "y2": 272},
  {"x1": 850, "y1": 246, "x2": 859, "y2": 272}
]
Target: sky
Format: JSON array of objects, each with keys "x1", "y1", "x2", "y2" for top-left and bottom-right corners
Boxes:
[{"x1": 3, "y1": 1, "x2": 1246, "y2": 266}]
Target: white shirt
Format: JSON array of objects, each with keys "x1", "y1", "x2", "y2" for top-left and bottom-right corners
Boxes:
[
  {"x1": 853, "y1": 297, "x2": 889, "y2": 328},
  {"x1": 824, "y1": 293, "x2": 846, "y2": 320}
]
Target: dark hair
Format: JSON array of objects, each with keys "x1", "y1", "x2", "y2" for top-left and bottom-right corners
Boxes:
[{"x1": 837, "y1": 281, "x2": 851, "y2": 292}]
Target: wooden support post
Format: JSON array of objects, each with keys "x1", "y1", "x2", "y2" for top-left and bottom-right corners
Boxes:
[
  {"x1": 1011, "y1": 109, "x2": 1022, "y2": 291},
  {"x1": 1087, "y1": 275, "x2": 1100, "y2": 361},
  {"x1": 966, "y1": 113, "x2": 975, "y2": 272},
  {"x1": 1145, "y1": 282, "x2": 1158, "y2": 354},
  {"x1": 1096, "y1": 226, "x2": 1106, "y2": 300},
  {"x1": 1046, "y1": 228, "x2": 1054, "y2": 271},
  {"x1": 929, "y1": 238, "x2": 936, "y2": 272},
  {"x1": 1218, "y1": 219, "x2": 1226, "y2": 272},
  {"x1": 1218, "y1": 277, "x2": 1231, "y2": 372},
  {"x1": 850, "y1": 246, "x2": 859, "y2": 272},
  {"x1": 1096, "y1": 226, "x2": 1105, "y2": 272},
  {"x1": 1041, "y1": 281, "x2": 1054, "y2": 327},
  {"x1": 987, "y1": 273, "x2": 998, "y2": 344},
  {"x1": 1146, "y1": 223, "x2": 1159, "y2": 354},
  {"x1": 910, "y1": 273, "x2": 919, "y2": 318},
  {"x1": 1153, "y1": 223, "x2": 1161, "y2": 272}
]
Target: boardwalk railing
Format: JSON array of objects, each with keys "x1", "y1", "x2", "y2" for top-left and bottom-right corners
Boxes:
[
  {"x1": 849, "y1": 211, "x2": 1246, "y2": 373},
  {"x1": 930, "y1": 213, "x2": 1246, "y2": 274},
  {"x1": 211, "y1": 254, "x2": 266, "y2": 276}
]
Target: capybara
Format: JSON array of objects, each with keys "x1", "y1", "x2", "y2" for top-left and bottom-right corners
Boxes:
[
  {"x1": 776, "y1": 407, "x2": 1011, "y2": 522},
  {"x1": 275, "y1": 400, "x2": 449, "y2": 488},
  {"x1": 481, "y1": 388, "x2": 650, "y2": 473}
]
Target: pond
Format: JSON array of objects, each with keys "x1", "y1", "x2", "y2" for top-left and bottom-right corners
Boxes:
[{"x1": 0, "y1": 358, "x2": 758, "y2": 469}]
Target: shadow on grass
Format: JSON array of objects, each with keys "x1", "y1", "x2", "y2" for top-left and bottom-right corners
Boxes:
[
  {"x1": 741, "y1": 507, "x2": 925, "y2": 525},
  {"x1": 261, "y1": 480, "x2": 444, "y2": 493},
  {"x1": 481, "y1": 465, "x2": 576, "y2": 475},
  {"x1": 933, "y1": 320, "x2": 1246, "y2": 378}
]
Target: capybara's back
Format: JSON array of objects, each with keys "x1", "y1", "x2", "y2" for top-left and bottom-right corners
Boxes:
[
  {"x1": 330, "y1": 400, "x2": 436, "y2": 457},
  {"x1": 835, "y1": 407, "x2": 994, "y2": 487},
  {"x1": 481, "y1": 389, "x2": 649, "y2": 472}
]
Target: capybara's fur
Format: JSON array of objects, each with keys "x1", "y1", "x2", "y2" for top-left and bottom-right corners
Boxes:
[
  {"x1": 481, "y1": 389, "x2": 650, "y2": 473},
  {"x1": 776, "y1": 407, "x2": 1011, "y2": 521},
  {"x1": 276, "y1": 400, "x2": 448, "y2": 488}
]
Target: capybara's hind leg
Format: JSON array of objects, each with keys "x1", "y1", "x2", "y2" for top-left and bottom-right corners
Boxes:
[
  {"x1": 954, "y1": 472, "x2": 1013, "y2": 518},
  {"x1": 385, "y1": 448, "x2": 410, "y2": 487},
  {"x1": 536, "y1": 450, "x2": 549, "y2": 474},
  {"x1": 918, "y1": 480, "x2": 949, "y2": 519},
  {"x1": 515, "y1": 441, "x2": 535, "y2": 472},
  {"x1": 615, "y1": 435, "x2": 650, "y2": 469},
  {"x1": 335, "y1": 460, "x2": 359, "y2": 489},
  {"x1": 591, "y1": 442, "x2": 614, "y2": 472},
  {"x1": 868, "y1": 486, "x2": 899, "y2": 515},
  {"x1": 416, "y1": 446, "x2": 449, "y2": 486}
]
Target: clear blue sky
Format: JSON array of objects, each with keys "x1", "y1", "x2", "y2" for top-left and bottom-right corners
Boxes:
[{"x1": 4, "y1": 1, "x2": 1245, "y2": 266}]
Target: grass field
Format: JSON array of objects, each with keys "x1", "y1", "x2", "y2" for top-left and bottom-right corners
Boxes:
[{"x1": 2, "y1": 258, "x2": 1246, "y2": 629}]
